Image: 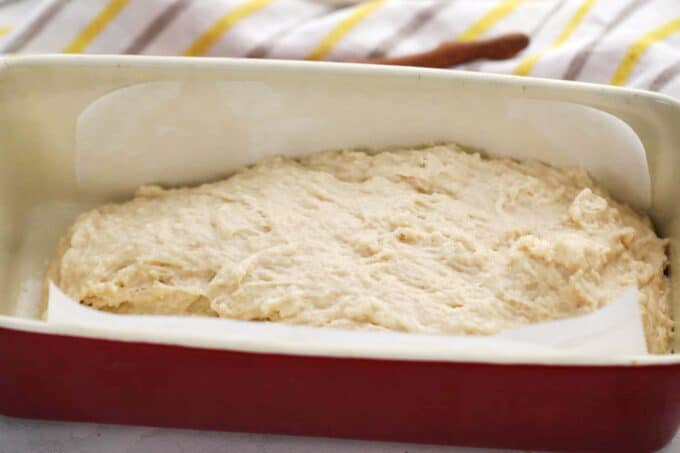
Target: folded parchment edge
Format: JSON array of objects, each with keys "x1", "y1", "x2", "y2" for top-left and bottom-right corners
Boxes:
[{"x1": 47, "y1": 282, "x2": 648, "y2": 358}]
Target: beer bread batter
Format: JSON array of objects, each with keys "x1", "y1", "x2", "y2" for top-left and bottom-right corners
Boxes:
[{"x1": 45, "y1": 145, "x2": 672, "y2": 353}]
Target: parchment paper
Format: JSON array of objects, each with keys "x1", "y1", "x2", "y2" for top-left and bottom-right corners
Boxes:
[
  {"x1": 75, "y1": 80, "x2": 651, "y2": 209},
  {"x1": 47, "y1": 284, "x2": 647, "y2": 356},
  {"x1": 49, "y1": 79, "x2": 653, "y2": 356}
]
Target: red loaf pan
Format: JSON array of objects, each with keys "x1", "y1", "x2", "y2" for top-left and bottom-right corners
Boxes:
[{"x1": 0, "y1": 56, "x2": 678, "y2": 451}]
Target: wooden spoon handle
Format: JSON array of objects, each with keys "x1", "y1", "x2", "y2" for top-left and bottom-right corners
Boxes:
[{"x1": 359, "y1": 33, "x2": 529, "y2": 68}]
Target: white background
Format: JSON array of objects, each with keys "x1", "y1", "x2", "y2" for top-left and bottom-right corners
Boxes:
[{"x1": 1, "y1": 415, "x2": 678, "y2": 453}]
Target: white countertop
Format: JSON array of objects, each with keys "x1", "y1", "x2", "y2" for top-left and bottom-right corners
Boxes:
[{"x1": 2, "y1": 415, "x2": 678, "y2": 453}]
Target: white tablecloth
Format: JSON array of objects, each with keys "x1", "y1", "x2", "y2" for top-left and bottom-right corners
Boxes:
[{"x1": 1, "y1": 415, "x2": 678, "y2": 453}]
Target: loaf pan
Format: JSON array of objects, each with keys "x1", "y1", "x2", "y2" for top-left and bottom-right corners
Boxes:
[{"x1": 0, "y1": 55, "x2": 678, "y2": 452}]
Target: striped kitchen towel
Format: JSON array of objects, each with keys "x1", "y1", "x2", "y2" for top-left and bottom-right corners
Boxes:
[{"x1": 1, "y1": 0, "x2": 680, "y2": 97}]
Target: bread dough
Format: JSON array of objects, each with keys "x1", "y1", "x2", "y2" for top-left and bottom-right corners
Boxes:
[{"x1": 45, "y1": 144, "x2": 672, "y2": 353}]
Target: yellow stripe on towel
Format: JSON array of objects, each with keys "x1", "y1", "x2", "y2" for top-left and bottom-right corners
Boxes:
[
  {"x1": 63, "y1": 0, "x2": 130, "y2": 53},
  {"x1": 457, "y1": 0, "x2": 524, "y2": 42},
  {"x1": 514, "y1": 0, "x2": 597, "y2": 76},
  {"x1": 610, "y1": 17, "x2": 680, "y2": 86},
  {"x1": 307, "y1": 0, "x2": 387, "y2": 61},
  {"x1": 184, "y1": 0, "x2": 275, "y2": 56}
]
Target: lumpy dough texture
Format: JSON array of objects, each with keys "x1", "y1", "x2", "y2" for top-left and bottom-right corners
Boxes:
[{"x1": 46, "y1": 144, "x2": 673, "y2": 353}]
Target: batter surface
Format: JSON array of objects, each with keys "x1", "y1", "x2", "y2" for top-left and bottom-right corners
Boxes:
[{"x1": 45, "y1": 144, "x2": 672, "y2": 353}]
